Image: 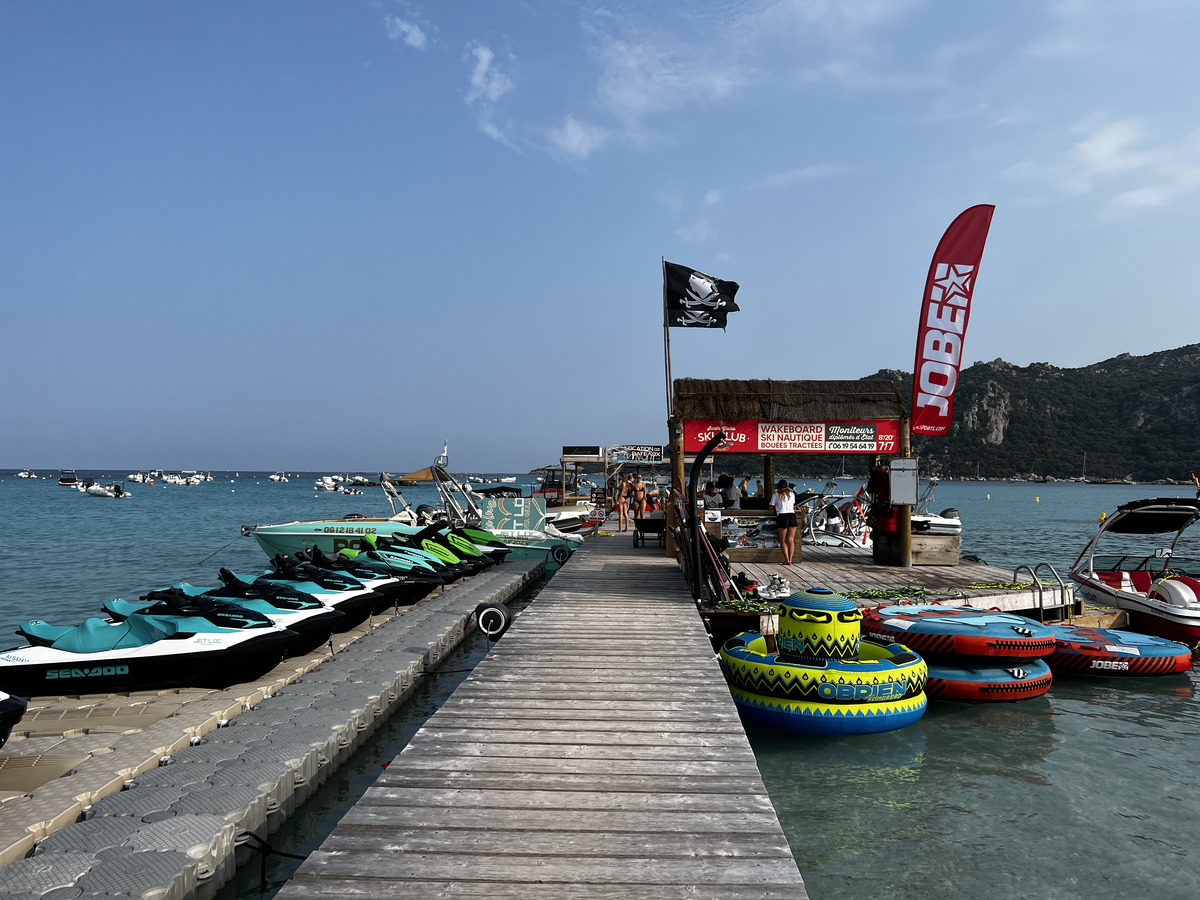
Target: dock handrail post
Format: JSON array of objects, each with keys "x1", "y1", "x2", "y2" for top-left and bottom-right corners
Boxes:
[
  {"x1": 688, "y1": 432, "x2": 726, "y2": 602},
  {"x1": 667, "y1": 416, "x2": 685, "y2": 558},
  {"x1": 899, "y1": 414, "x2": 913, "y2": 567},
  {"x1": 1013, "y1": 563, "x2": 1045, "y2": 621}
]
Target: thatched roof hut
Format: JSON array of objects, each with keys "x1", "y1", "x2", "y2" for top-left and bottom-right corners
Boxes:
[{"x1": 672, "y1": 379, "x2": 905, "y2": 422}]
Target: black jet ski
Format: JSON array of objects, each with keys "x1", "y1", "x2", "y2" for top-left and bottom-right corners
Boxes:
[
  {"x1": 104, "y1": 583, "x2": 345, "y2": 656},
  {"x1": 293, "y1": 548, "x2": 444, "y2": 603}
]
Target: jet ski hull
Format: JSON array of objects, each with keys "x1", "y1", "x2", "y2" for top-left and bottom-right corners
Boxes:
[{"x1": 0, "y1": 628, "x2": 296, "y2": 698}]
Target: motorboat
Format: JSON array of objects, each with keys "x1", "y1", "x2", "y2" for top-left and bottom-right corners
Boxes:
[
  {"x1": 314, "y1": 476, "x2": 338, "y2": 491},
  {"x1": 910, "y1": 478, "x2": 962, "y2": 535},
  {"x1": 0, "y1": 692, "x2": 27, "y2": 747},
  {"x1": 269, "y1": 472, "x2": 289, "y2": 482},
  {"x1": 58, "y1": 469, "x2": 79, "y2": 487},
  {"x1": 0, "y1": 605, "x2": 297, "y2": 696},
  {"x1": 1070, "y1": 497, "x2": 1200, "y2": 647},
  {"x1": 244, "y1": 448, "x2": 578, "y2": 572},
  {"x1": 86, "y1": 482, "x2": 132, "y2": 498},
  {"x1": 15, "y1": 469, "x2": 35, "y2": 479}
]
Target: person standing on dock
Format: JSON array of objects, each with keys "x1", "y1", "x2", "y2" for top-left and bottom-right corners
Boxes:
[
  {"x1": 632, "y1": 472, "x2": 648, "y2": 519},
  {"x1": 770, "y1": 479, "x2": 798, "y2": 565},
  {"x1": 615, "y1": 474, "x2": 631, "y2": 532}
]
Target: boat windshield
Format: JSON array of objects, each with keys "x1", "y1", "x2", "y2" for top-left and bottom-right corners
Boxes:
[{"x1": 1091, "y1": 554, "x2": 1200, "y2": 577}]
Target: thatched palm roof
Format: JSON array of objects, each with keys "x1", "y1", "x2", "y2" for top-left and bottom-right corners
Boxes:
[{"x1": 673, "y1": 379, "x2": 905, "y2": 422}]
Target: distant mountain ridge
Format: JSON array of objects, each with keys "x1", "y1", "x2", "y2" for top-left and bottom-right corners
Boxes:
[{"x1": 865, "y1": 343, "x2": 1200, "y2": 482}]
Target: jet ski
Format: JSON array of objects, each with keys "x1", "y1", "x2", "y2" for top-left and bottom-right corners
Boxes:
[
  {"x1": 369, "y1": 532, "x2": 478, "y2": 577},
  {"x1": 1, "y1": 605, "x2": 296, "y2": 697},
  {"x1": 0, "y1": 692, "x2": 28, "y2": 747},
  {"x1": 400, "y1": 523, "x2": 497, "y2": 569},
  {"x1": 293, "y1": 548, "x2": 444, "y2": 602},
  {"x1": 104, "y1": 583, "x2": 345, "y2": 655},
  {"x1": 222, "y1": 562, "x2": 385, "y2": 624}
]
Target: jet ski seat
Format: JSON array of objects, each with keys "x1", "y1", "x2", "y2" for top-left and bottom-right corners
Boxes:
[{"x1": 18, "y1": 616, "x2": 175, "y2": 653}]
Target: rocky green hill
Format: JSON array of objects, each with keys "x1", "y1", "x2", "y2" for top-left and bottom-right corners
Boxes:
[{"x1": 865, "y1": 343, "x2": 1200, "y2": 482}]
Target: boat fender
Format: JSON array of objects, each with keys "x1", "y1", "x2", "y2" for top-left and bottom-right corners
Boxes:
[
  {"x1": 475, "y1": 602, "x2": 512, "y2": 640},
  {"x1": 551, "y1": 545, "x2": 571, "y2": 565}
]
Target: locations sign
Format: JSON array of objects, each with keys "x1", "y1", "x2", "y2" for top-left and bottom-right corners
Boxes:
[
  {"x1": 682, "y1": 420, "x2": 899, "y2": 454},
  {"x1": 608, "y1": 444, "x2": 668, "y2": 464}
]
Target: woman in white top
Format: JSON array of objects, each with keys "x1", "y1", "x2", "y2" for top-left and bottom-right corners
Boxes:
[
  {"x1": 702, "y1": 482, "x2": 722, "y2": 509},
  {"x1": 769, "y1": 479, "x2": 798, "y2": 565}
]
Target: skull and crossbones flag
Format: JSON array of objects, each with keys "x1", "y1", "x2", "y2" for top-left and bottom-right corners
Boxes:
[{"x1": 663, "y1": 261, "x2": 740, "y2": 328}]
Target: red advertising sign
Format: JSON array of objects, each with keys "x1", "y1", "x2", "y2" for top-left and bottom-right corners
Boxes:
[
  {"x1": 682, "y1": 420, "x2": 900, "y2": 454},
  {"x1": 911, "y1": 204, "x2": 995, "y2": 436}
]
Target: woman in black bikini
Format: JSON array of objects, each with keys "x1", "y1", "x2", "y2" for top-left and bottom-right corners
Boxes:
[
  {"x1": 615, "y1": 474, "x2": 631, "y2": 532},
  {"x1": 632, "y1": 473, "x2": 648, "y2": 518}
]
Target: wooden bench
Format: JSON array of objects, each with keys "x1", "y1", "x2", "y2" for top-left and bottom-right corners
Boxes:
[{"x1": 633, "y1": 517, "x2": 667, "y2": 548}]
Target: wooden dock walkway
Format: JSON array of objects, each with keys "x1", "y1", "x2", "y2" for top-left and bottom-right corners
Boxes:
[
  {"x1": 277, "y1": 533, "x2": 808, "y2": 899},
  {"x1": 736, "y1": 542, "x2": 1076, "y2": 616}
]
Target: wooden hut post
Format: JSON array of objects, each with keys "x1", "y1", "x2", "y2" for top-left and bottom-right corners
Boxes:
[
  {"x1": 667, "y1": 416, "x2": 685, "y2": 557},
  {"x1": 898, "y1": 414, "x2": 913, "y2": 567}
]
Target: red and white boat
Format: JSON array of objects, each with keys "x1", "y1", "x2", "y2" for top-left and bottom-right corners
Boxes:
[{"x1": 1069, "y1": 497, "x2": 1200, "y2": 648}]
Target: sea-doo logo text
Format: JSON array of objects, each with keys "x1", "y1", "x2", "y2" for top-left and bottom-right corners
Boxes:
[
  {"x1": 1090, "y1": 659, "x2": 1130, "y2": 671},
  {"x1": 47, "y1": 665, "x2": 130, "y2": 680}
]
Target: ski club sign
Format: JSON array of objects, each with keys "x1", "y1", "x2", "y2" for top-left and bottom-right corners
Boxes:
[
  {"x1": 911, "y1": 204, "x2": 995, "y2": 436},
  {"x1": 682, "y1": 420, "x2": 900, "y2": 454}
]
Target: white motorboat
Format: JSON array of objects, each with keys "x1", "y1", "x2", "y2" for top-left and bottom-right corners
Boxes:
[
  {"x1": 269, "y1": 472, "x2": 289, "y2": 482},
  {"x1": 86, "y1": 483, "x2": 132, "y2": 499},
  {"x1": 910, "y1": 478, "x2": 962, "y2": 535},
  {"x1": 15, "y1": 469, "x2": 35, "y2": 479},
  {"x1": 1070, "y1": 497, "x2": 1200, "y2": 647},
  {"x1": 314, "y1": 476, "x2": 338, "y2": 491}
]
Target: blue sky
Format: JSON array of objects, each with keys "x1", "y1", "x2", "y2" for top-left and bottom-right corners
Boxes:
[{"x1": 2, "y1": 1, "x2": 1198, "y2": 471}]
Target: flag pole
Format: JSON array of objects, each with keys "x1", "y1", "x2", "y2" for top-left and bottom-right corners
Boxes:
[{"x1": 663, "y1": 257, "x2": 673, "y2": 419}]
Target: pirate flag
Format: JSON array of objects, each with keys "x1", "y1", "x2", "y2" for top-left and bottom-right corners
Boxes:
[{"x1": 663, "y1": 261, "x2": 740, "y2": 328}]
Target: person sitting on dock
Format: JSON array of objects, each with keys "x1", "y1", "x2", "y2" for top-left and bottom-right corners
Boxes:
[
  {"x1": 770, "y1": 479, "x2": 798, "y2": 566},
  {"x1": 702, "y1": 482, "x2": 722, "y2": 509},
  {"x1": 824, "y1": 503, "x2": 844, "y2": 534}
]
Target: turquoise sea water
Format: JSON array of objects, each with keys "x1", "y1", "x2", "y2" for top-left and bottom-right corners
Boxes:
[{"x1": 4, "y1": 473, "x2": 1200, "y2": 898}]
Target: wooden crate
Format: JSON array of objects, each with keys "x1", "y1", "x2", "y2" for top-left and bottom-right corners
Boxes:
[{"x1": 872, "y1": 530, "x2": 960, "y2": 566}]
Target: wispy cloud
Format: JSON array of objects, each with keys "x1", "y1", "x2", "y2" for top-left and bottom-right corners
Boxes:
[
  {"x1": 463, "y1": 42, "x2": 517, "y2": 147},
  {"x1": 1007, "y1": 116, "x2": 1200, "y2": 212},
  {"x1": 745, "y1": 163, "x2": 850, "y2": 192},
  {"x1": 384, "y1": 15, "x2": 427, "y2": 50},
  {"x1": 549, "y1": 116, "x2": 610, "y2": 159},
  {"x1": 676, "y1": 219, "x2": 715, "y2": 242}
]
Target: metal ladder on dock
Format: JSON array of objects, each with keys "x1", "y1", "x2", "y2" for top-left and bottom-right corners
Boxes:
[{"x1": 1012, "y1": 562, "x2": 1075, "y2": 622}]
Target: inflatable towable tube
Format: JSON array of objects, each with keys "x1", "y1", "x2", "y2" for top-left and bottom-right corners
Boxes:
[
  {"x1": 862, "y1": 604, "x2": 1056, "y2": 661},
  {"x1": 1044, "y1": 625, "x2": 1193, "y2": 676},
  {"x1": 719, "y1": 587, "x2": 928, "y2": 735}
]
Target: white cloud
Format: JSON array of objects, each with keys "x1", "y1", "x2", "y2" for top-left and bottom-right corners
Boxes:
[
  {"x1": 1008, "y1": 116, "x2": 1200, "y2": 212},
  {"x1": 463, "y1": 42, "x2": 516, "y2": 148},
  {"x1": 676, "y1": 219, "x2": 715, "y2": 242},
  {"x1": 549, "y1": 116, "x2": 610, "y2": 159},
  {"x1": 704, "y1": 190, "x2": 722, "y2": 206},
  {"x1": 384, "y1": 15, "x2": 427, "y2": 50},
  {"x1": 465, "y1": 43, "x2": 513, "y2": 105},
  {"x1": 745, "y1": 163, "x2": 850, "y2": 191}
]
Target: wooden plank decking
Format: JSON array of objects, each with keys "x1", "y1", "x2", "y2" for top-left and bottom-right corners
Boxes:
[
  {"x1": 734, "y1": 542, "x2": 1076, "y2": 614},
  {"x1": 277, "y1": 531, "x2": 807, "y2": 899}
]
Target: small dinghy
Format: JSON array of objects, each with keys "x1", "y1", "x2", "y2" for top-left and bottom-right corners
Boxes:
[
  {"x1": 1044, "y1": 624, "x2": 1194, "y2": 676},
  {"x1": 0, "y1": 610, "x2": 296, "y2": 697}
]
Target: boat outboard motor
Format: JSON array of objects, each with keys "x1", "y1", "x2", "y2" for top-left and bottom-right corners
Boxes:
[
  {"x1": 415, "y1": 504, "x2": 440, "y2": 524},
  {"x1": 940, "y1": 508, "x2": 961, "y2": 519}
]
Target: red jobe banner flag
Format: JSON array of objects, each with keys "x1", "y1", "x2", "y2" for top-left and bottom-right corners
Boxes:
[{"x1": 911, "y1": 204, "x2": 995, "y2": 436}]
